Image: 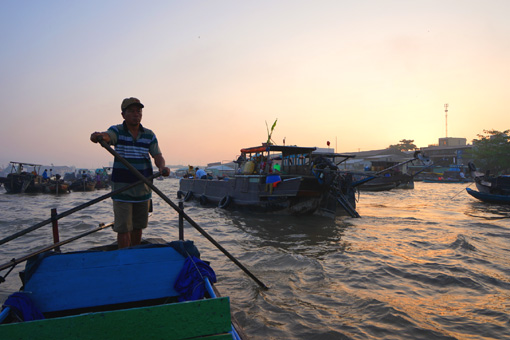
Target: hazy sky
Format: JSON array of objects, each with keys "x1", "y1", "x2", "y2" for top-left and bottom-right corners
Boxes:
[{"x1": 1, "y1": 1, "x2": 509, "y2": 169}]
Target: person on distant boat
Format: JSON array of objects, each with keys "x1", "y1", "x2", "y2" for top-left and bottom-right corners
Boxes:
[
  {"x1": 90, "y1": 97, "x2": 171, "y2": 249},
  {"x1": 235, "y1": 153, "x2": 246, "y2": 165},
  {"x1": 42, "y1": 169, "x2": 49, "y2": 181},
  {"x1": 195, "y1": 167, "x2": 207, "y2": 179}
]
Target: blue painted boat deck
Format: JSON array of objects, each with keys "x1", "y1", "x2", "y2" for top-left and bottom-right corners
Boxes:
[{"x1": 24, "y1": 245, "x2": 186, "y2": 313}]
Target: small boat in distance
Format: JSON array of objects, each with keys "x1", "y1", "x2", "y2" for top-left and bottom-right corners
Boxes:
[
  {"x1": 354, "y1": 151, "x2": 432, "y2": 191},
  {"x1": 68, "y1": 169, "x2": 97, "y2": 192},
  {"x1": 0, "y1": 162, "x2": 45, "y2": 194},
  {"x1": 357, "y1": 172, "x2": 415, "y2": 191},
  {"x1": 423, "y1": 169, "x2": 472, "y2": 183},
  {"x1": 43, "y1": 175, "x2": 70, "y2": 194}
]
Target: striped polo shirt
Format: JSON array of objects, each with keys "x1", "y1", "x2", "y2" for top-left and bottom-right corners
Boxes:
[{"x1": 106, "y1": 122, "x2": 161, "y2": 202}]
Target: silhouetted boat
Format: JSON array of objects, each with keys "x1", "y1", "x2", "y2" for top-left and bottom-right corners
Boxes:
[
  {"x1": 69, "y1": 180, "x2": 96, "y2": 192},
  {"x1": 1, "y1": 162, "x2": 44, "y2": 194},
  {"x1": 69, "y1": 169, "x2": 97, "y2": 192},
  {"x1": 354, "y1": 151, "x2": 432, "y2": 192},
  {"x1": 466, "y1": 187, "x2": 510, "y2": 205},
  {"x1": 474, "y1": 173, "x2": 510, "y2": 195},
  {"x1": 179, "y1": 144, "x2": 359, "y2": 218},
  {"x1": 44, "y1": 178, "x2": 70, "y2": 194},
  {"x1": 423, "y1": 169, "x2": 472, "y2": 183}
]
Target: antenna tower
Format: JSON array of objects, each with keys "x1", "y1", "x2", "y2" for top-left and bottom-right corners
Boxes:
[{"x1": 444, "y1": 103, "x2": 449, "y2": 138}]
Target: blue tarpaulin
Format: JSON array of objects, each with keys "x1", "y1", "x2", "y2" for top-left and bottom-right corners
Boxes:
[
  {"x1": 174, "y1": 256, "x2": 216, "y2": 302},
  {"x1": 266, "y1": 175, "x2": 281, "y2": 187},
  {"x1": 2, "y1": 292, "x2": 44, "y2": 321}
]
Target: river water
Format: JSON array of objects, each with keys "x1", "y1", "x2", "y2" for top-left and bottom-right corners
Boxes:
[{"x1": 0, "y1": 180, "x2": 509, "y2": 339}]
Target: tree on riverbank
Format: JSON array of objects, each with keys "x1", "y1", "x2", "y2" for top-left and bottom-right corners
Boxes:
[
  {"x1": 470, "y1": 129, "x2": 510, "y2": 174},
  {"x1": 388, "y1": 139, "x2": 417, "y2": 152}
]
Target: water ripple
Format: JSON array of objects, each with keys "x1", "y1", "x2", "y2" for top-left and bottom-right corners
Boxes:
[{"x1": 1, "y1": 180, "x2": 509, "y2": 339}]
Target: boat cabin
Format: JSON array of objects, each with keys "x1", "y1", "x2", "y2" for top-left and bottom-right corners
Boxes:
[
  {"x1": 238, "y1": 145, "x2": 354, "y2": 176},
  {"x1": 8, "y1": 162, "x2": 42, "y2": 176}
]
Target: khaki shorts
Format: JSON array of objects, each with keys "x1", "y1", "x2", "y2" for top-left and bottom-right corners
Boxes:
[{"x1": 112, "y1": 200, "x2": 150, "y2": 233}]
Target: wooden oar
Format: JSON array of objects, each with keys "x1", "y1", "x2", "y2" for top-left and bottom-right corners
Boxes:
[
  {"x1": 0, "y1": 223, "x2": 113, "y2": 273},
  {"x1": 98, "y1": 139, "x2": 268, "y2": 290},
  {"x1": 450, "y1": 181, "x2": 474, "y2": 200},
  {"x1": 336, "y1": 193, "x2": 360, "y2": 218},
  {"x1": 0, "y1": 173, "x2": 160, "y2": 246}
]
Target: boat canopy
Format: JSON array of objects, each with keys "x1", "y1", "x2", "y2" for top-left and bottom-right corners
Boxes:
[
  {"x1": 9, "y1": 162, "x2": 42, "y2": 167},
  {"x1": 240, "y1": 145, "x2": 356, "y2": 164},
  {"x1": 312, "y1": 151, "x2": 356, "y2": 159},
  {"x1": 241, "y1": 145, "x2": 317, "y2": 155}
]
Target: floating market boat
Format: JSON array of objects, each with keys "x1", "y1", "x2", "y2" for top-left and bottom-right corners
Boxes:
[
  {"x1": 43, "y1": 180, "x2": 70, "y2": 194},
  {"x1": 179, "y1": 144, "x2": 359, "y2": 218},
  {"x1": 354, "y1": 151, "x2": 432, "y2": 192},
  {"x1": 0, "y1": 162, "x2": 45, "y2": 194},
  {"x1": 422, "y1": 169, "x2": 472, "y2": 183},
  {"x1": 0, "y1": 234, "x2": 246, "y2": 339},
  {"x1": 41, "y1": 174, "x2": 70, "y2": 194},
  {"x1": 357, "y1": 177, "x2": 399, "y2": 191},
  {"x1": 474, "y1": 173, "x2": 510, "y2": 195},
  {"x1": 466, "y1": 187, "x2": 510, "y2": 205}
]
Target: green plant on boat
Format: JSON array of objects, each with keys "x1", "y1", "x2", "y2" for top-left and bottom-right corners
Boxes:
[{"x1": 265, "y1": 119, "x2": 277, "y2": 145}]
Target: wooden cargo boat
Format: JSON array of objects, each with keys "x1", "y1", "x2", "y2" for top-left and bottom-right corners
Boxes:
[
  {"x1": 43, "y1": 176, "x2": 70, "y2": 194},
  {"x1": 69, "y1": 178, "x2": 96, "y2": 192},
  {"x1": 0, "y1": 197, "x2": 250, "y2": 339},
  {"x1": 353, "y1": 151, "x2": 432, "y2": 192},
  {"x1": 179, "y1": 144, "x2": 359, "y2": 218},
  {"x1": 0, "y1": 237, "x2": 245, "y2": 339},
  {"x1": 1, "y1": 162, "x2": 45, "y2": 194}
]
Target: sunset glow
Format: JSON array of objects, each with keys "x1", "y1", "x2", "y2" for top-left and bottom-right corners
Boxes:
[{"x1": 2, "y1": 1, "x2": 509, "y2": 169}]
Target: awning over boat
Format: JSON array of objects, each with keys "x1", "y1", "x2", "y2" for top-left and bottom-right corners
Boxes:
[
  {"x1": 241, "y1": 145, "x2": 317, "y2": 155},
  {"x1": 9, "y1": 161, "x2": 42, "y2": 167}
]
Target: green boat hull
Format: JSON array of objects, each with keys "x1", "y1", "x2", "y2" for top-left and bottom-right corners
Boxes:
[{"x1": 1, "y1": 297, "x2": 233, "y2": 339}]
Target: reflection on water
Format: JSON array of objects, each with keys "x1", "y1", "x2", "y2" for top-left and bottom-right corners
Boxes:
[
  {"x1": 464, "y1": 201, "x2": 510, "y2": 220},
  {"x1": 0, "y1": 180, "x2": 509, "y2": 339},
  {"x1": 229, "y1": 213, "x2": 353, "y2": 259}
]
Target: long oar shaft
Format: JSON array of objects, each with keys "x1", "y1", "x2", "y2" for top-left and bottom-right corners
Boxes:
[
  {"x1": 0, "y1": 223, "x2": 113, "y2": 272},
  {"x1": 99, "y1": 140, "x2": 268, "y2": 290},
  {"x1": 0, "y1": 173, "x2": 160, "y2": 246},
  {"x1": 451, "y1": 181, "x2": 474, "y2": 200}
]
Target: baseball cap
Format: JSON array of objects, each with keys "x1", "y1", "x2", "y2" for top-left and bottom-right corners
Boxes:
[{"x1": 121, "y1": 97, "x2": 144, "y2": 111}]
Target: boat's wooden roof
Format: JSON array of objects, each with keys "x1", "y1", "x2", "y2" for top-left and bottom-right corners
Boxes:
[
  {"x1": 240, "y1": 145, "x2": 355, "y2": 158},
  {"x1": 9, "y1": 161, "x2": 42, "y2": 167},
  {"x1": 241, "y1": 145, "x2": 317, "y2": 155},
  {"x1": 312, "y1": 151, "x2": 356, "y2": 159}
]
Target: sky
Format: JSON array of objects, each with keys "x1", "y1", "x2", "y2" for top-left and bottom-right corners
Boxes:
[{"x1": 1, "y1": 0, "x2": 509, "y2": 169}]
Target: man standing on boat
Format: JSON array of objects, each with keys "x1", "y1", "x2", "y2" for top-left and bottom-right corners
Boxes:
[
  {"x1": 195, "y1": 167, "x2": 207, "y2": 179},
  {"x1": 42, "y1": 169, "x2": 49, "y2": 181},
  {"x1": 90, "y1": 97, "x2": 170, "y2": 249}
]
